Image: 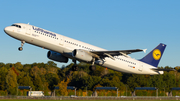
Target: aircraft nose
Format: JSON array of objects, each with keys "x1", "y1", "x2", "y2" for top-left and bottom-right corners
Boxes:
[
  {"x1": 4, "y1": 27, "x2": 8, "y2": 33},
  {"x1": 4, "y1": 26, "x2": 11, "y2": 34}
]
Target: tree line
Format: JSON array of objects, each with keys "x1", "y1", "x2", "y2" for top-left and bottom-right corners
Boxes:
[{"x1": 0, "y1": 61, "x2": 179, "y2": 96}]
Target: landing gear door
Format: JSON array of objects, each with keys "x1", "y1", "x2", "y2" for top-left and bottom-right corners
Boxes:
[
  {"x1": 26, "y1": 25, "x2": 31, "y2": 35},
  {"x1": 59, "y1": 36, "x2": 64, "y2": 46}
]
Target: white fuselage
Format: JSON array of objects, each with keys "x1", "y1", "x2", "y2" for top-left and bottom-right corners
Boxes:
[{"x1": 4, "y1": 23, "x2": 163, "y2": 75}]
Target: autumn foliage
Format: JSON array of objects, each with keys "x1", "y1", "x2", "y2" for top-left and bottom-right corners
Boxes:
[{"x1": 0, "y1": 61, "x2": 179, "y2": 96}]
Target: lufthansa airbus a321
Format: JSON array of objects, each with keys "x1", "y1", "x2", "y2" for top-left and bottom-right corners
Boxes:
[{"x1": 4, "y1": 23, "x2": 170, "y2": 75}]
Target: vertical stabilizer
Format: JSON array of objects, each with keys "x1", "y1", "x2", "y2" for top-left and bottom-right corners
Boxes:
[{"x1": 140, "y1": 43, "x2": 166, "y2": 67}]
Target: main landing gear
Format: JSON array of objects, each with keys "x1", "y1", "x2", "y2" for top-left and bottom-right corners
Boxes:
[
  {"x1": 18, "y1": 41, "x2": 25, "y2": 51},
  {"x1": 72, "y1": 58, "x2": 96, "y2": 71},
  {"x1": 89, "y1": 58, "x2": 96, "y2": 71},
  {"x1": 89, "y1": 65, "x2": 96, "y2": 71},
  {"x1": 72, "y1": 60, "x2": 78, "y2": 71}
]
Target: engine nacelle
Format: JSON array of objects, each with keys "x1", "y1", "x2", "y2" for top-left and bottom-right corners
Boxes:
[
  {"x1": 47, "y1": 51, "x2": 68, "y2": 63},
  {"x1": 72, "y1": 49, "x2": 93, "y2": 62}
]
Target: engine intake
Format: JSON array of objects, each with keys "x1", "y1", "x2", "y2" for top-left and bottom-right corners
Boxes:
[{"x1": 47, "y1": 51, "x2": 68, "y2": 63}]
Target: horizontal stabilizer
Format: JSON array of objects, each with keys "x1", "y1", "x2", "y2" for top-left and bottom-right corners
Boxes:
[{"x1": 151, "y1": 68, "x2": 175, "y2": 71}]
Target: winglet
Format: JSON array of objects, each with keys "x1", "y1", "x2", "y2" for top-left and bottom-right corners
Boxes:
[{"x1": 143, "y1": 49, "x2": 147, "y2": 53}]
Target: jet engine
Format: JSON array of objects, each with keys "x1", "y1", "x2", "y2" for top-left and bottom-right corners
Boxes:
[
  {"x1": 47, "y1": 51, "x2": 68, "y2": 63},
  {"x1": 72, "y1": 49, "x2": 93, "y2": 62}
]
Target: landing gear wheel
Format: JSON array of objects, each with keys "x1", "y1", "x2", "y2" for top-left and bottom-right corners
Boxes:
[
  {"x1": 18, "y1": 47, "x2": 23, "y2": 51},
  {"x1": 72, "y1": 65, "x2": 78, "y2": 71},
  {"x1": 89, "y1": 65, "x2": 96, "y2": 71},
  {"x1": 18, "y1": 41, "x2": 25, "y2": 51},
  {"x1": 72, "y1": 60, "x2": 78, "y2": 71},
  {"x1": 89, "y1": 58, "x2": 96, "y2": 71}
]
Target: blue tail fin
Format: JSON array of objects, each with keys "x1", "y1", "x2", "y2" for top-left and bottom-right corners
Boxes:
[{"x1": 139, "y1": 43, "x2": 166, "y2": 67}]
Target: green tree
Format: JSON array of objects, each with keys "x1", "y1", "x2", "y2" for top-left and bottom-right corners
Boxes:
[
  {"x1": 30, "y1": 66, "x2": 40, "y2": 78},
  {"x1": 127, "y1": 74, "x2": 150, "y2": 91},
  {"x1": 0, "y1": 63, "x2": 5, "y2": 67},
  {"x1": 46, "y1": 61, "x2": 57, "y2": 67},
  {"x1": 14, "y1": 62, "x2": 23, "y2": 71},
  {"x1": 23, "y1": 64, "x2": 31, "y2": 72},
  {"x1": 18, "y1": 73, "x2": 34, "y2": 88},
  {"x1": 45, "y1": 73, "x2": 60, "y2": 91},
  {"x1": 149, "y1": 75, "x2": 164, "y2": 89},
  {"x1": 0, "y1": 67, "x2": 8, "y2": 90},
  {"x1": 100, "y1": 75, "x2": 125, "y2": 90},
  {"x1": 6, "y1": 69, "x2": 17, "y2": 95},
  {"x1": 33, "y1": 75, "x2": 43, "y2": 90},
  {"x1": 163, "y1": 71, "x2": 176, "y2": 91}
]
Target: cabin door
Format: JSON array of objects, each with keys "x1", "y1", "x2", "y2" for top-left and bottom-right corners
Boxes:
[{"x1": 26, "y1": 25, "x2": 31, "y2": 35}]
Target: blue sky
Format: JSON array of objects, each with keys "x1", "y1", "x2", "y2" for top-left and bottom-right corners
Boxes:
[{"x1": 0, "y1": 0, "x2": 179, "y2": 68}]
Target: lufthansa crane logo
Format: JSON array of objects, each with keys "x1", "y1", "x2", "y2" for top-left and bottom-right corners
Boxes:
[{"x1": 153, "y1": 49, "x2": 161, "y2": 60}]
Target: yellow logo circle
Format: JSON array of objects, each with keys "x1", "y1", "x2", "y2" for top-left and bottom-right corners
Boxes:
[{"x1": 153, "y1": 49, "x2": 161, "y2": 60}]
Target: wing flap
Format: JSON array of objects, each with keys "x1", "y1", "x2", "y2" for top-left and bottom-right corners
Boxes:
[{"x1": 91, "y1": 49, "x2": 144, "y2": 58}]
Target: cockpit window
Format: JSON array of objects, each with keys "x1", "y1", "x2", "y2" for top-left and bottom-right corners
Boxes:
[{"x1": 11, "y1": 24, "x2": 21, "y2": 28}]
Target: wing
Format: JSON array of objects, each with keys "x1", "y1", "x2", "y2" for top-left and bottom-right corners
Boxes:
[{"x1": 91, "y1": 49, "x2": 146, "y2": 60}]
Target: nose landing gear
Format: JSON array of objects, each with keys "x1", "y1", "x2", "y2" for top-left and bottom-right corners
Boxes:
[{"x1": 18, "y1": 41, "x2": 25, "y2": 51}]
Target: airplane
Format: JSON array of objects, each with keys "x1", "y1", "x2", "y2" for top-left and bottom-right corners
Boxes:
[{"x1": 4, "y1": 23, "x2": 171, "y2": 75}]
